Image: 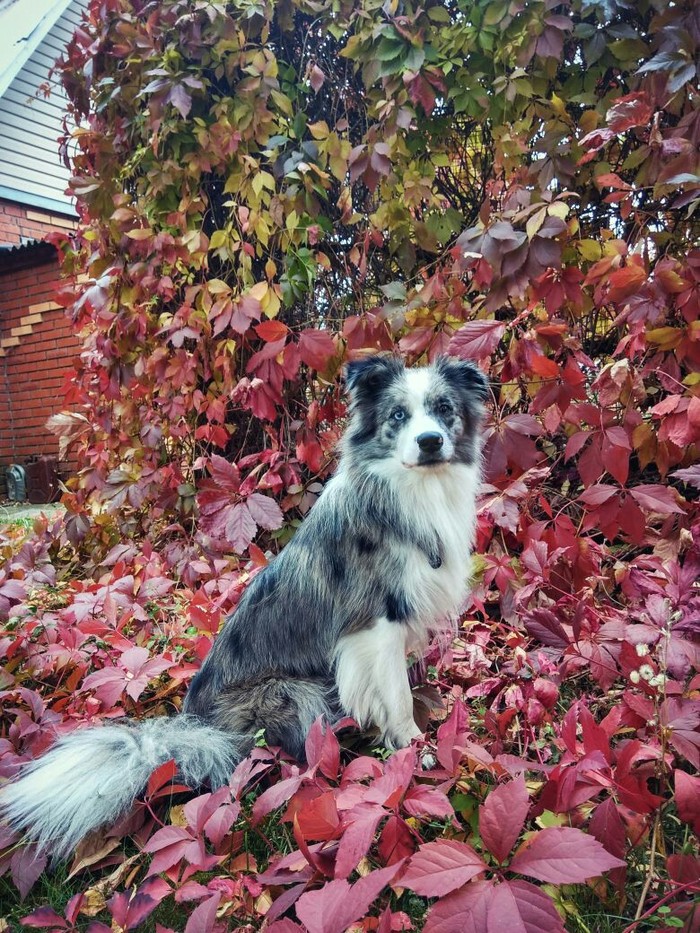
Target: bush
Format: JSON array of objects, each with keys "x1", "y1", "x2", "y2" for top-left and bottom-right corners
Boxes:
[{"x1": 1, "y1": 0, "x2": 698, "y2": 930}]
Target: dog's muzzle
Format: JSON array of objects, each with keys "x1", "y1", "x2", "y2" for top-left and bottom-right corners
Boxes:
[
  {"x1": 415, "y1": 431, "x2": 446, "y2": 465},
  {"x1": 416, "y1": 432, "x2": 444, "y2": 454}
]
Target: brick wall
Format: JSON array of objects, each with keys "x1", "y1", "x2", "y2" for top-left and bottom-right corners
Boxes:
[
  {"x1": 0, "y1": 202, "x2": 80, "y2": 499},
  {"x1": 0, "y1": 199, "x2": 76, "y2": 248}
]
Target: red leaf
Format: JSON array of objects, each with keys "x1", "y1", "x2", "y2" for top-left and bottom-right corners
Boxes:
[
  {"x1": 147, "y1": 759, "x2": 178, "y2": 797},
  {"x1": 364, "y1": 747, "x2": 416, "y2": 809},
  {"x1": 588, "y1": 798, "x2": 627, "y2": 861},
  {"x1": 12, "y1": 844, "x2": 47, "y2": 899},
  {"x1": 252, "y1": 774, "x2": 305, "y2": 824},
  {"x1": 295, "y1": 791, "x2": 340, "y2": 841},
  {"x1": 424, "y1": 879, "x2": 566, "y2": 933},
  {"x1": 143, "y1": 827, "x2": 193, "y2": 876},
  {"x1": 304, "y1": 717, "x2": 340, "y2": 780},
  {"x1": 509, "y1": 827, "x2": 626, "y2": 883},
  {"x1": 602, "y1": 428, "x2": 630, "y2": 484},
  {"x1": 296, "y1": 426, "x2": 325, "y2": 472},
  {"x1": 309, "y1": 65, "x2": 325, "y2": 93},
  {"x1": 675, "y1": 770, "x2": 700, "y2": 834},
  {"x1": 402, "y1": 785, "x2": 454, "y2": 821},
  {"x1": 184, "y1": 894, "x2": 221, "y2": 933},
  {"x1": 378, "y1": 815, "x2": 416, "y2": 865},
  {"x1": 20, "y1": 907, "x2": 68, "y2": 928},
  {"x1": 334, "y1": 805, "x2": 387, "y2": 879},
  {"x1": 168, "y1": 84, "x2": 192, "y2": 119},
  {"x1": 424, "y1": 880, "x2": 495, "y2": 933},
  {"x1": 667, "y1": 854, "x2": 700, "y2": 886},
  {"x1": 204, "y1": 801, "x2": 239, "y2": 845},
  {"x1": 224, "y1": 502, "x2": 257, "y2": 553},
  {"x1": 488, "y1": 880, "x2": 566, "y2": 933},
  {"x1": 298, "y1": 329, "x2": 336, "y2": 371},
  {"x1": 523, "y1": 609, "x2": 570, "y2": 649},
  {"x1": 578, "y1": 484, "x2": 618, "y2": 507},
  {"x1": 449, "y1": 320, "x2": 506, "y2": 361},
  {"x1": 629, "y1": 484, "x2": 686, "y2": 515},
  {"x1": 606, "y1": 91, "x2": 653, "y2": 133},
  {"x1": 257, "y1": 848, "x2": 317, "y2": 886},
  {"x1": 108, "y1": 889, "x2": 162, "y2": 931},
  {"x1": 663, "y1": 698, "x2": 700, "y2": 769},
  {"x1": 672, "y1": 464, "x2": 700, "y2": 490},
  {"x1": 607, "y1": 264, "x2": 646, "y2": 302},
  {"x1": 255, "y1": 320, "x2": 289, "y2": 342},
  {"x1": 399, "y1": 840, "x2": 487, "y2": 897},
  {"x1": 479, "y1": 775, "x2": 530, "y2": 863},
  {"x1": 294, "y1": 862, "x2": 403, "y2": 933},
  {"x1": 407, "y1": 73, "x2": 436, "y2": 114},
  {"x1": 230, "y1": 293, "x2": 262, "y2": 334},
  {"x1": 436, "y1": 699, "x2": 470, "y2": 771},
  {"x1": 246, "y1": 493, "x2": 283, "y2": 531}
]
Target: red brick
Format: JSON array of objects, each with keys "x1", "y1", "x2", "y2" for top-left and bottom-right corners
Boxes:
[{"x1": 0, "y1": 251, "x2": 80, "y2": 469}]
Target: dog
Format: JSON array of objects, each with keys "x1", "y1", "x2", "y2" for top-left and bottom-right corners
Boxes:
[{"x1": 1, "y1": 355, "x2": 487, "y2": 857}]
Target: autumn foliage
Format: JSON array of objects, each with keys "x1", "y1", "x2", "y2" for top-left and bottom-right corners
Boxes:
[{"x1": 1, "y1": 0, "x2": 699, "y2": 930}]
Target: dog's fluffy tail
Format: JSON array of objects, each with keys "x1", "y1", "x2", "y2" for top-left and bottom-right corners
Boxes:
[{"x1": 0, "y1": 715, "x2": 244, "y2": 858}]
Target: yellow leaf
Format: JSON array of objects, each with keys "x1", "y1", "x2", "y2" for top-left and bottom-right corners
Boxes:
[
  {"x1": 547, "y1": 201, "x2": 570, "y2": 220},
  {"x1": 579, "y1": 110, "x2": 599, "y2": 135},
  {"x1": 577, "y1": 239, "x2": 602, "y2": 262},
  {"x1": 255, "y1": 889, "x2": 274, "y2": 916},
  {"x1": 262, "y1": 287, "x2": 281, "y2": 318},
  {"x1": 169, "y1": 803, "x2": 188, "y2": 826},
  {"x1": 633, "y1": 422, "x2": 656, "y2": 470},
  {"x1": 646, "y1": 326, "x2": 682, "y2": 350},
  {"x1": 535, "y1": 809, "x2": 567, "y2": 829},
  {"x1": 78, "y1": 888, "x2": 107, "y2": 917},
  {"x1": 550, "y1": 93, "x2": 568, "y2": 120},
  {"x1": 329, "y1": 154, "x2": 349, "y2": 182},
  {"x1": 270, "y1": 89, "x2": 293, "y2": 116},
  {"x1": 208, "y1": 278, "x2": 230, "y2": 295},
  {"x1": 308, "y1": 120, "x2": 330, "y2": 140},
  {"x1": 499, "y1": 380, "x2": 521, "y2": 407},
  {"x1": 124, "y1": 227, "x2": 153, "y2": 239},
  {"x1": 209, "y1": 229, "x2": 228, "y2": 249},
  {"x1": 286, "y1": 209, "x2": 298, "y2": 231},
  {"x1": 526, "y1": 208, "x2": 546, "y2": 240},
  {"x1": 248, "y1": 281, "x2": 268, "y2": 301}
]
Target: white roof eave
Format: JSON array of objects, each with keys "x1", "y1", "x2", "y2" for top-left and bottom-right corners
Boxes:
[{"x1": 0, "y1": 0, "x2": 74, "y2": 100}]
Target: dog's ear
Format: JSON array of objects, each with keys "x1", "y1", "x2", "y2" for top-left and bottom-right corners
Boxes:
[
  {"x1": 344, "y1": 356, "x2": 403, "y2": 400},
  {"x1": 436, "y1": 356, "x2": 489, "y2": 403}
]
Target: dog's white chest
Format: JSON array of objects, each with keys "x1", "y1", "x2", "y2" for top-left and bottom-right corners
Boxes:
[{"x1": 400, "y1": 463, "x2": 478, "y2": 632}]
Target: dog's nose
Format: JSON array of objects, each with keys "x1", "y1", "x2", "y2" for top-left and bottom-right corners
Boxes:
[{"x1": 416, "y1": 432, "x2": 444, "y2": 453}]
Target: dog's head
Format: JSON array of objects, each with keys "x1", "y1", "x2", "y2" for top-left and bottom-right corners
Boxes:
[{"x1": 343, "y1": 355, "x2": 488, "y2": 470}]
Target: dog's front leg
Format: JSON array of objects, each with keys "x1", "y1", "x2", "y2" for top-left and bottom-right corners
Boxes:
[{"x1": 335, "y1": 618, "x2": 422, "y2": 749}]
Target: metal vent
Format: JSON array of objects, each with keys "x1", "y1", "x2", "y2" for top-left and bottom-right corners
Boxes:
[{"x1": 6, "y1": 464, "x2": 26, "y2": 501}]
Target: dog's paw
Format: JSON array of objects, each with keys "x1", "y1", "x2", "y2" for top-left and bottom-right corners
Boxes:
[{"x1": 385, "y1": 721, "x2": 423, "y2": 751}]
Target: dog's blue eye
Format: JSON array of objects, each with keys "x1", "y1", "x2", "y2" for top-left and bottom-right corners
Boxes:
[
  {"x1": 391, "y1": 408, "x2": 406, "y2": 422},
  {"x1": 438, "y1": 402, "x2": 452, "y2": 415}
]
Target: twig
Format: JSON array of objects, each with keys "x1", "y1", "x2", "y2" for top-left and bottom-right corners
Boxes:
[
  {"x1": 633, "y1": 808, "x2": 661, "y2": 920},
  {"x1": 622, "y1": 879, "x2": 700, "y2": 933}
]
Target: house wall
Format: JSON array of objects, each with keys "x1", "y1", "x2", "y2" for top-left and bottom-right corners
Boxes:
[
  {"x1": 0, "y1": 0, "x2": 86, "y2": 215},
  {"x1": 0, "y1": 197, "x2": 75, "y2": 247},
  {"x1": 0, "y1": 246, "x2": 81, "y2": 498}
]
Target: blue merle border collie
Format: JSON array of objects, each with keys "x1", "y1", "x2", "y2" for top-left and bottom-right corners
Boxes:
[{"x1": 1, "y1": 355, "x2": 487, "y2": 856}]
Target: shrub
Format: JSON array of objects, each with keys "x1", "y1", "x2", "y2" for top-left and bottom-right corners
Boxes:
[{"x1": 1, "y1": 0, "x2": 698, "y2": 930}]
